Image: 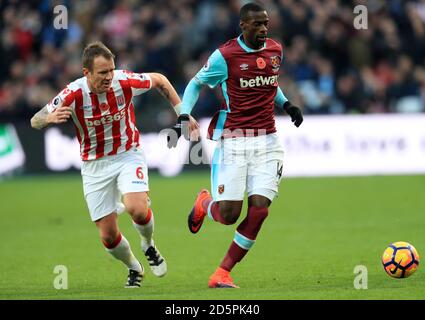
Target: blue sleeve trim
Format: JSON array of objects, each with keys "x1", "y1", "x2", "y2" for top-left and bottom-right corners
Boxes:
[
  {"x1": 180, "y1": 78, "x2": 202, "y2": 115},
  {"x1": 212, "y1": 110, "x2": 228, "y2": 141},
  {"x1": 194, "y1": 49, "x2": 227, "y2": 89},
  {"x1": 274, "y1": 87, "x2": 288, "y2": 109}
]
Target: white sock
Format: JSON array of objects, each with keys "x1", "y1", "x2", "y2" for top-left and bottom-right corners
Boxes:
[
  {"x1": 133, "y1": 208, "x2": 154, "y2": 252},
  {"x1": 105, "y1": 234, "x2": 142, "y2": 272}
]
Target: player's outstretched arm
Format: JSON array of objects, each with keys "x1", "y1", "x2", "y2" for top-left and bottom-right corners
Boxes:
[
  {"x1": 30, "y1": 103, "x2": 72, "y2": 130},
  {"x1": 148, "y1": 73, "x2": 200, "y2": 147},
  {"x1": 166, "y1": 78, "x2": 203, "y2": 148},
  {"x1": 166, "y1": 49, "x2": 225, "y2": 147},
  {"x1": 148, "y1": 73, "x2": 182, "y2": 112}
]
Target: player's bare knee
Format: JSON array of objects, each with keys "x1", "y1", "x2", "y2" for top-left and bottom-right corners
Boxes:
[
  {"x1": 219, "y1": 205, "x2": 242, "y2": 225},
  {"x1": 222, "y1": 212, "x2": 240, "y2": 225},
  {"x1": 248, "y1": 195, "x2": 271, "y2": 208},
  {"x1": 217, "y1": 201, "x2": 242, "y2": 224},
  {"x1": 101, "y1": 234, "x2": 119, "y2": 247},
  {"x1": 127, "y1": 203, "x2": 149, "y2": 224},
  {"x1": 99, "y1": 227, "x2": 120, "y2": 247},
  {"x1": 95, "y1": 214, "x2": 119, "y2": 245}
]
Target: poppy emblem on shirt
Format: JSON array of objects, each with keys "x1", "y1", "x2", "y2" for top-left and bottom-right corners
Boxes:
[
  {"x1": 256, "y1": 57, "x2": 266, "y2": 69},
  {"x1": 270, "y1": 56, "x2": 281, "y2": 72},
  {"x1": 116, "y1": 95, "x2": 125, "y2": 106},
  {"x1": 99, "y1": 103, "x2": 110, "y2": 112}
]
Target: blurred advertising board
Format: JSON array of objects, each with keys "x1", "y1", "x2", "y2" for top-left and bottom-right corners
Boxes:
[
  {"x1": 0, "y1": 124, "x2": 26, "y2": 176},
  {"x1": 200, "y1": 114, "x2": 425, "y2": 177},
  {"x1": 2, "y1": 114, "x2": 425, "y2": 177}
]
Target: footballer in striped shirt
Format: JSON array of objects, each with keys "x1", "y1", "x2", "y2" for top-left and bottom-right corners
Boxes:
[{"x1": 31, "y1": 41, "x2": 199, "y2": 288}]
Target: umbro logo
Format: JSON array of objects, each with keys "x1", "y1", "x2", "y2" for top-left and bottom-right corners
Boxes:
[{"x1": 240, "y1": 63, "x2": 249, "y2": 71}]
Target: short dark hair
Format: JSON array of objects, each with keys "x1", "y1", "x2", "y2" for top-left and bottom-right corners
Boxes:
[
  {"x1": 82, "y1": 41, "x2": 115, "y2": 71},
  {"x1": 240, "y1": 2, "x2": 266, "y2": 21}
]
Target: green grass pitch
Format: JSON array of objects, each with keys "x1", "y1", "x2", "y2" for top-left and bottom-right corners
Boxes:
[{"x1": 0, "y1": 173, "x2": 424, "y2": 300}]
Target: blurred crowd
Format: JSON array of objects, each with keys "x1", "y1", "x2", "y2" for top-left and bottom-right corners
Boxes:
[{"x1": 0, "y1": 0, "x2": 424, "y2": 129}]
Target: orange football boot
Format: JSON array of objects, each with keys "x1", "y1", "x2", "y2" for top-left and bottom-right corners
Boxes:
[
  {"x1": 188, "y1": 189, "x2": 211, "y2": 234},
  {"x1": 208, "y1": 267, "x2": 239, "y2": 288}
]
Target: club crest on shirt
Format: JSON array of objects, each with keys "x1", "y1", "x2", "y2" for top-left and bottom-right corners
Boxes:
[
  {"x1": 116, "y1": 94, "x2": 125, "y2": 106},
  {"x1": 218, "y1": 184, "x2": 225, "y2": 194},
  {"x1": 270, "y1": 56, "x2": 281, "y2": 72}
]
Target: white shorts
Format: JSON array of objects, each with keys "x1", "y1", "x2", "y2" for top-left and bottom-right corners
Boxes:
[
  {"x1": 210, "y1": 133, "x2": 284, "y2": 202},
  {"x1": 81, "y1": 148, "x2": 149, "y2": 221}
]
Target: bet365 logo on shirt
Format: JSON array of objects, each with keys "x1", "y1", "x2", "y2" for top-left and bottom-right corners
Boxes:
[{"x1": 85, "y1": 108, "x2": 126, "y2": 127}]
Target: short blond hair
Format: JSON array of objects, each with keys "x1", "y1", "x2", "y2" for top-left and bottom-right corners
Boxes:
[{"x1": 82, "y1": 41, "x2": 115, "y2": 71}]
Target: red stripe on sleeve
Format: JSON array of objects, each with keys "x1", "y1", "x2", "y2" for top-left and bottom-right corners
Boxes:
[
  {"x1": 128, "y1": 78, "x2": 151, "y2": 89},
  {"x1": 63, "y1": 91, "x2": 75, "y2": 106}
]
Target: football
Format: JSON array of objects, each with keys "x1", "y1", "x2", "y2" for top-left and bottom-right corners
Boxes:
[{"x1": 382, "y1": 241, "x2": 420, "y2": 278}]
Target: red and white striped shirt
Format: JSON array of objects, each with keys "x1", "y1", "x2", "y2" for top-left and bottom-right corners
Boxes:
[{"x1": 46, "y1": 70, "x2": 151, "y2": 161}]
